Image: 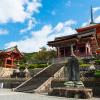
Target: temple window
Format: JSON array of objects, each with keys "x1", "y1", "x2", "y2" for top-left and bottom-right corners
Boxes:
[
  {"x1": 7, "y1": 60, "x2": 12, "y2": 64},
  {"x1": 60, "y1": 47, "x2": 64, "y2": 57},
  {"x1": 73, "y1": 45, "x2": 76, "y2": 51},
  {"x1": 79, "y1": 46, "x2": 85, "y2": 53},
  {"x1": 65, "y1": 46, "x2": 71, "y2": 56}
]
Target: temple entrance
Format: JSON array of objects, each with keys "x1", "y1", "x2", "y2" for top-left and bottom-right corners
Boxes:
[
  {"x1": 59, "y1": 46, "x2": 71, "y2": 57},
  {"x1": 65, "y1": 46, "x2": 71, "y2": 57}
]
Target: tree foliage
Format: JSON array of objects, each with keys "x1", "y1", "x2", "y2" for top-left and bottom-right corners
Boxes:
[{"x1": 19, "y1": 47, "x2": 57, "y2": 69}]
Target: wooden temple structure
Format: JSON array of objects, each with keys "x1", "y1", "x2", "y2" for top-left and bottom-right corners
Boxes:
[
  {"x1": 48, "y1": 7, "x2": 100, "y2": 58},
  {"x1": 0, "y1": 46, "x2": 23, "y2": 68}
]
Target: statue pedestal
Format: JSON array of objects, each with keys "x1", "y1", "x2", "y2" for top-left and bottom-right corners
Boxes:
[
  {"x1": 48, "y1": 87, "x2": 93, "y2": 99},
  {"x1": 75, "y1": 81, "x2": 84, "y2": 88},
  {"x1": 64, "y1": 81, "x2": 75, "y2": 87},
  {"x1": 48, "y1": 57, "x2": 93, "y2": 98},
  {"x1": 64, "y1": 81, "x2": 84, "y2": 88}
]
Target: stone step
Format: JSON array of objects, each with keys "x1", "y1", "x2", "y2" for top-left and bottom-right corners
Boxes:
[{"x1": 14, "y1": 63, "x2": 65, "y2": 92}]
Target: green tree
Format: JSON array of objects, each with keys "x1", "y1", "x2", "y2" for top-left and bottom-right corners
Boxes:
[{"x1": 19, "y1": 47, "x2": 57, "y2": 68}]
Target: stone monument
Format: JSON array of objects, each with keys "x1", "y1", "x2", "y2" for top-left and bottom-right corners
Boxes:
[
  {"x1": 48, "y1": 56, "x2": 93, "y2": 98},
  {"x1": 64, "y1": 56, "x2": 84, "y2": 88}
]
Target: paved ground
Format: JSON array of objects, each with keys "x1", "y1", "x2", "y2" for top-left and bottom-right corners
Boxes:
[{"x1": 0, "y1": 89, "x2": 99, "y2": 100}]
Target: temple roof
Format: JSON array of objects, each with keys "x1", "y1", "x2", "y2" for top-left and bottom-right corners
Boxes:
[
  {"x1": 48, "y1": 6, "x2": 100, "y2": 48},
  {"x1": 76, "y1": 23, "x2": 100, "y2": 33},
  {"x1": 48, "y1": 27, "x2": 96, "y2": 47},
  {"x1": 55, "y1": 33, "x2": 77, "y2": 41},
  {"x1": 4, "y1": 46, "x2": 18, "y2": 52},
  {"x1": 0, "y1": 46, "x2": 23, "y2": 58}
]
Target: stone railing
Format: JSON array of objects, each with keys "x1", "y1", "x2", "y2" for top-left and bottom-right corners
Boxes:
[
  {"x1": 53, "y1": 67, "x2": 64, "y2": 79},
  {"x1": 34, "y1": 77, "x2": 53, "y2": 93}
]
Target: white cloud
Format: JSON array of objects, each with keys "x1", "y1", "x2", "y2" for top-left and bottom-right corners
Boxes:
[
  {"x1": 95, "y1": 16, "x2": 100, "y2": 23},
  {"x1": 5, "y1": 20, "x2": 77, "y2": 53},
  {"x1": 54, "y1": 22, "x2": 64, "y2": 32},
  {"x1": 20, "y1": 18, "x2": 37, "y2": 33},
  {"x1": 53, "y1": 20, "x2": 76, "y2": 33},
  {"x1": 0, "y1": 0, "x2": 27, "y2": 23},
  {"x1": 50, "y1": 24, "x2": 76, "y2": 40},
  {"x1": 21, "y1": 0, "x2": 29, "y2": 5},
  {"x1": 81, "y1": 22, "x2": 88, "y2": 27},
  {"x1": 27, "y1": 0, "x2": 42, "y2": 14},
  {"x1": 19, "y1": 0, "x2": 42, "y2": 33},
  {"x1": 64, "y1": 20, "x2": 76, "y2": 26},
  {"x1": 5, "y1": 25, "x2": 52, "y2": 52},
  {"x1": 0, "y1": 0, "x2": 42, "y2": 23},
  {"x1": 92, "y1": 6, "x2": 100, "y2": 23},
  {"x1": 93, "y1": 7, "x2": 100, "y2": 13},
  {"x1": 0, "y1": 29, "x2": 8, "y2": 35}
]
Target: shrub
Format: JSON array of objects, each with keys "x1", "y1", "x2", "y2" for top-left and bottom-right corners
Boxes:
[
  {"x1": 80, "y1": 64, "x2": 90, "y2": 67},
  {"x1": 79, "y1": 60, "x2": 84, "y2": 65},
  {"x1": 94, "y1": 70, "x2": 100, "y2": 77},
  {"x1": 95, "y1": 60, "x2": 100, "y2": 65},
  {"x1": 82, "y1": 58, "x2": 91, "y2": 64},
  {"x1": 94, "y1": 70, "x2": 100, "y2": 78},
  {"x1": 19, "y1": 64, "x2": 25, "y2": 70},
  {"x1": 28, "y1": 63, "x2": 47, "y2": 69}
]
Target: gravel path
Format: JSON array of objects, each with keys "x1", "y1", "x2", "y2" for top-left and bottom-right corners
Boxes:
[{"x1": 0, "y1": 89, "x2": 99, "y2": 100}]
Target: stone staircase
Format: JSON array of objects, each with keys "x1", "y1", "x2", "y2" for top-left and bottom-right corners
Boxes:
[
  {"x1": 35, "y1": 67, "x2": 65, "y2": 93},
  {"x1": 13, "y1": 63, "x2": 65, "y2": 93}
]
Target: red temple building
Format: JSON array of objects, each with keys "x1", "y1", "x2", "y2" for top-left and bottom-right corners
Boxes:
[
  {"x1": 48, "y1": 7, "x2": 100, "y2": 58},
  {"x1": 0, "y1": 46, "x2": 23, "y2": 68}
]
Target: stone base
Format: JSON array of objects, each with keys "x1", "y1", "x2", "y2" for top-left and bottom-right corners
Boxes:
[
  {"x1": 48, "y1": 87, "x2": 93, "y2": 99},
  {"x1": 64, "y1": 81, "x2": 75, "y2": 87},
  {"x1": 64, "y1": 81, "x2": 84, "y2": 88},
  {"x1": 74, "y1": 81, "x2": 84, "y2": 88}
]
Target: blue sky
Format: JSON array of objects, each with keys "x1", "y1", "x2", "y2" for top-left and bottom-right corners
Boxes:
[{"x1": 0, "y1": 0, "x2": 100, "y2": 52}]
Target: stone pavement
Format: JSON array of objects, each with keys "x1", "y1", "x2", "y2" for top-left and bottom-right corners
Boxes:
[{"x1": 0, "y1": 89, "x2": 99, "y2": 100}]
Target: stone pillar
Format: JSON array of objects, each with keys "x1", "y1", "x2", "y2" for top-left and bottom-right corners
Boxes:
[
  {"x1": 75, "y1": 46, "x2": 79, "y2": 56},
  {"x1": 71, "y1": 44, "x2": 75, "y2": 56},
  {"x1": 11, "y1": 59, "x2": 14, "y2": 68},
  {"x1": 85, "y1": 46, "x2": 87, "y2": 55},
  {"x1": 85, "y1": 42, "x2": 92, "y2": 55},
  {"x1": 4, "y1": 58, "x2": 7, "y2": 68},
  {"x1": 57, "y1": 47, "x2": 61, "y2": 58},
  {"x1": 64, "y1": 47, "x2": 66, "y2": 57}
]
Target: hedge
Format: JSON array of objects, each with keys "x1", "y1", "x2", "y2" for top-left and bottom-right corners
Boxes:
[
  {"x1": 19, "y1": 63, "x2": 47, "y2": 69},
  {"x1": 95, "y1": 70, "x2": 100, "y2": 76},
  {"x1": 80, "y1": 64, "x2": 90, "y2": 67},
  {"x1": 28, "y1": 64, "x2": 47, "y2": 69},
  {"x1": 95, "y1": 60, "x2": 100, "y2": 65}
]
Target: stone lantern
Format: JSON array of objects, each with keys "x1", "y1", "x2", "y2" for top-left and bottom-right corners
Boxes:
[
  {"x1": 89, "y1": 61, "x2": 95, "y2": 71},
  {"x1": 23, "y1": 62, "x2": 30, "y2": 79}
]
